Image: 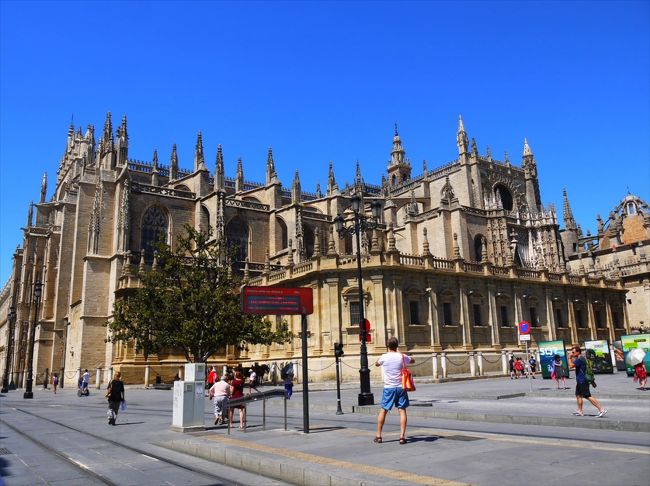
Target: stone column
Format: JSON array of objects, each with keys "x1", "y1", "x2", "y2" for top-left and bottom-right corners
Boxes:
[
  {"x1": 108, "y1": 367, "x2": 113, "y2": 383},
  {"x1": 487, "y1": 285, "x2": 499, "y2": 346},
  {"x1": 605, "y1": 299, "x2": 616, "y2": 345},
  {"x1": 428, "y1": 287, "x2": 441, "y2": 348},
  {"x1": 545, "y1": 289, "x2": 556, "y2": 341},
  {"x1": 441, "y1": 352, "x2": 448, "y2": 378},
  {"x1": 567, "y1": 299, "x2": 578, "y2": 344},
  {"x1": 501, "y1": 350, "x2": 508, "y2": 375},
  {"x1": 144, "y1": 364, "x2": 150, "y2": 388},
  {"x1": 431, "y1": 352, "x2": 439, "y2": 379},
  {"x1": 459, "y1": 285, "x2": 471, "y2": 348},
  {"x1": 76, "y1": 367, "x2": 81, "y2": 386},
  {"x1": 292, "y1": 360, "x2": 299, "y2": 384},
  {"x1": 95, "y1": 367, "x2": 101, "y2": 389},
  {"x1": 586, "y1": 299, "x2": 597, "y2": 340},
  {"x1": 469, "y1": 351, "x2": 476, "y2": 377},
  {"x1": 477, "y1": 351, "x2": 484, "y2": 376}
]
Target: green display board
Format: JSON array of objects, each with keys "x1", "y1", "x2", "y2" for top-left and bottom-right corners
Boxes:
[
  {"x1": 538, "y1": 340, "x2": 569, "y2": 379},
  {"x1": 621, "y1": 334, "x2": 650, "y2": 376},
  {"x1": 584, "y1": 340, "x2": 614, "y2": 374}
]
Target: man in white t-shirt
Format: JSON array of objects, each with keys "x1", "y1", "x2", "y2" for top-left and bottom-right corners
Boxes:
[{"x1": 374, "y1": 336, "x2": 414, "y2": 444}]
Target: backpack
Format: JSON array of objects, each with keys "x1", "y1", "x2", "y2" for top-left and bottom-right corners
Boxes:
[{"x1": 584, "y1": 357, "x2": 595, "y2": 385}]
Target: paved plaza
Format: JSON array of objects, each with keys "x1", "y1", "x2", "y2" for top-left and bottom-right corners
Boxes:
[{"x1": 1, "y1": 372, "x2": 649, "y2": 485}]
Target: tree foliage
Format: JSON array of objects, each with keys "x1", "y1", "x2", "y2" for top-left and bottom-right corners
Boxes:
[{"x1": 108, "y1": 225, "x2": 292, "y2": 363}]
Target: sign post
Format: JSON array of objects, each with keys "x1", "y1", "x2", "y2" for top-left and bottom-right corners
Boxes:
[
  {"x1": 242, "y1": 286, "x2": 313, "y2": 433},
  {"x1": 518, "y1": 321, "x2": 533, "y2": 392}
]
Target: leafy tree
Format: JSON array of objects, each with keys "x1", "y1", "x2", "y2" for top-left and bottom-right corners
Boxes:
[{"x1": 108, "y1": 225, "x2": 291, "y2": 363}]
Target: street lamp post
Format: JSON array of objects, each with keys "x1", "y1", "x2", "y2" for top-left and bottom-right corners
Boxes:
[
  {"x1": 335, "y1": 194, "x2": 382, "y2": 406},
  {"x1": 24, "y1": 282, "x2": 42, "y2": 399},
  {"x1": 1, "y1": 305, "x2": 17, "y2": 394}
]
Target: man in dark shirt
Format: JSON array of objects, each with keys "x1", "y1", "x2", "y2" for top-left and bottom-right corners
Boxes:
[
  {"x1": 106, "y1": 371, "x2": 125, "y2": 425},
  {"x1": 569, "y1": 346, "x2": 607, "y2": 417}
]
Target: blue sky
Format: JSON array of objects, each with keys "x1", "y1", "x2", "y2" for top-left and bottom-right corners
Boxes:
[{"x1": 1, "y1": 0, "x2": 649, "y2": 284}]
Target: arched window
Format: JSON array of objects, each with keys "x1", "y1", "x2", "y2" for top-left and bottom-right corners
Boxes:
[
  {"x1": 626, "y1": 202, "x2": 637, "y2": 215},
  {"x1": 494, "y1": 184, "x2": 513, "y2": 211},
  {"x1": 276, "y1": 218, "x2": 288, "y2": 250},
  {"x1": 226, "y1": 218, "x2": 249, "y2": 262},
  {"x1": 141, "y1": 206, "x2": 169, "y2": 262},
  {"x1": 474, "y1": 235, "x2": 484, "y2": 262},
  {"x1": 391, "y1": 174, "x2": 397, "y2": 187},
  {"x1": 304, "y1": 226, "x2": 315, "y2": 258},
  {"x1": 199, "y1": 205, "x2": 210, "y2": 234}
]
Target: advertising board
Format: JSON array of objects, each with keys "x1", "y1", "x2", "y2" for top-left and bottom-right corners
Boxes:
[
  {"x1": 584, "y1": 340, "x2": 613, "y2": 374},
  {"x1": 621, "y1": 334, "x2": 650, "y2": 376},
  {"x1": 538, "y1": 340, "x2": 569, "y2": 379}
]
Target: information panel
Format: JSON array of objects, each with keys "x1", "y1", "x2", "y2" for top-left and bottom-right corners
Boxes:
[
  {"x1": 621, "y1": 333, "x2": 650, "y2": 377},
  {"x1": 538, "y1": 340, "x2": 569, "y2": 379},
  {"x1": 584, "y1": 340, "x2": 614, "y2": 374},
  {"x1": 241, "y1": 286, "x2": 313, "y2": 315}
]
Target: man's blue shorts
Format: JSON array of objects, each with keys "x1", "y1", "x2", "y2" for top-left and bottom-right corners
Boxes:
[{"x1": 380, "y1": 387, "x2": 409, "y2": 411}]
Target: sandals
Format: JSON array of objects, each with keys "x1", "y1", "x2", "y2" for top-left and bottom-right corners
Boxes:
[
  {"x1": 399, "y1": 438, "x2": 407, "y2": 444},
  {"x1": 373, "y1": 437, "x2": 382, "y2": 443}
]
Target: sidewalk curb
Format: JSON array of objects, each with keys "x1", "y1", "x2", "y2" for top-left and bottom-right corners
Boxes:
[
  {"x1": 353, "y1": 405, "x2": 650, "y2": 432},
  {"x1": 155, "y1": 437, "x2": 383, "y2": 486}
]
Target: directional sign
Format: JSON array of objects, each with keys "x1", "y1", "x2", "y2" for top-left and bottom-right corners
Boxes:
[
  {"x1": 241, "y1": 286, "x2": 313, "y2": 315},
  {"x1": 518, "y1": 320, "x2": 531, "y2": 335},
  {"x1": 519, "y1": 334, "x2": 531, "y2": 341}
]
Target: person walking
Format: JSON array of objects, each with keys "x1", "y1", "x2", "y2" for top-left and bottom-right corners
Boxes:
[
  {"x1": 106, "y1": 371, "x2": 125, "y2": 425},
  {"x1": 633, "y1": 362, "x2": 647, "y2": 390},
  {"x1": 51, "y1": 373, "x2": 59, "y2": 394},
  {"x1": 509, "y1": 355, "x2": 516, "y2": 379},
  {"x1": 514, "y1": 357, "x2": 524, "y2": 378},
  {"x1": 270, "y1": 362, "x2": 278, "y2": 386},
  {"x1": 374, "y1": 336, "x2": 415, "y2": 445},
  {"x1": 209, "y1": 374, "x2": 231, "y2": 425},
  {"x1": 248, "y1": 368, "x2": 259, "y2": 395},
  {"x1": 207, "y1": 366, "x2": 217, "y2": 391},
  {"x1": 569, "y1": 346, "x2": 607, "y2": 417},
  {"x1": 283, "y1": 367, "x2": 294, "y2": 399},
  {"x1": 553, "y1": 355, "x2": 567, "y2": 389},
  {"x1": 81, "y1": 369, "x2": 90, "y2": 393},
  {"x1": 229, "y1": 370, "x2": 246, "y2": 429},
  {"x1": 528, "y1": 355, "x2": 537, "y2": 378}
]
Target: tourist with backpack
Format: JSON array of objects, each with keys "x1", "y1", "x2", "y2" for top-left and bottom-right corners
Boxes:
[{"x1": 569, "y1": 346, "x2": 607, "y2": 417}]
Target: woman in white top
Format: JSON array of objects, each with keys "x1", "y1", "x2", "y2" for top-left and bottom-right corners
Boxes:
[{"x1": 374, "y1": 336, "x2": 414, "y2": 445}]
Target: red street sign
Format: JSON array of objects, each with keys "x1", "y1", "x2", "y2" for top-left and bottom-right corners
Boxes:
[
  {"x1": 241, "y1": 286, "x2": 313, "y2": 315},
  {"x1": 518, "y1": 320, "x2": 531, "y2": 335},
  {"x1": 359, "y1": 318, "x2": 372, "y2": 343}
]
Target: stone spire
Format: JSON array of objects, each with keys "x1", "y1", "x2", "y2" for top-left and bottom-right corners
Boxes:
[
  {"x1": 26, "y1": 200, "x2": 33, "y2": 227},
  {"x1": 390, "y1": 124, "x2": 406, "y2": 166},
  {"x1": 99, "y1": 112, "x2": 115, "y2": 169},
  {"x1": 456, "y1": 115, "x2": 469, "y2": 155},
  {"x1": 355, "y1": 160, "x2": 363, "y2": 187},
  {"x1": 471, "y1": 137, "x2": 478, "y2": 157},
  {"x1": 292, "y1": 170, "x2": 302, "y2": 204},
  {"x1": 266, "y1": 147, "x2": 277, "y2": 184},
  {"x1": 327, "y1": 226, "x2": 337, "y2": 257},
  {"x1": 422, "y1": 228, "x2": 431, "y2": 256},
  {"x1": 562, "y1": 188, "x2": 578, "y2": 230},
  {"x1": 486, "y1": 145, "x2": 492, "y2": 162},
  {"x1": 40, "y1": 173, "x2": 47, "y2": 203},
  {"x1": 453, "y1": 232, "x2": 461, "y2": 259},
  {"x1": 214, "y1": 144, "x2": 225, "y2": 191},
  {"x1": 523, "y1": 138, "x2": 533, "y2": 157},
  {"x1": 287, "y1": 239, "x2": 294, "y2": 266},
  {"x1": 313, "y1": 228, "x2": 321, "y2": 257},
  {"x1": 504, "y1": 151, "x2": 510, "y2": 166},
  {"x1": 235, "y1": 158, "x2": 244, "y2": 192},
  {"x1": 170, "y1": 144, "x2": 179, "y2": 180},
  {"x1": 116, "y1": 115, "x2": 128, "y2": 166},
  {"x1": 194, "y1": 131, "x2": 206, "y2": 171},
  {"x1": 315, "y1": 182, "x2": 322, "y2": 198},
  {"x1": 151, "y1": 150, "x2": 159, "y2": 186},
  {"x1": 327, "y1": 161, "x2": 339, "y2": 195}
]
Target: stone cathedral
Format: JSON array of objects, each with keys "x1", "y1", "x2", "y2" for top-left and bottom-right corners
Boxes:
[{"x1": 1, "y1": 114, "x2": 646, "y2": 386}]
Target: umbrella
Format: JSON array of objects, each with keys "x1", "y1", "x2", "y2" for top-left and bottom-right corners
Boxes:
[{"x1": 625, "y1": 348, "x2": 646, "y2": 367}]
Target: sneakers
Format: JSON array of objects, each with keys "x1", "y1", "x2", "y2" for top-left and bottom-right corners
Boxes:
[
  {"x1": 597, "y1": 409, "x2": 608, "y2": 418},
  {"x1": 572, "y1": 411, "x2": 584, "y2": 416}
]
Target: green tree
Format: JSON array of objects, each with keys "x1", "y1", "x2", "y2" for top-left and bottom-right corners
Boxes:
[{"x1": 108, "y1": 225, "x2": 291, "y2": 362}]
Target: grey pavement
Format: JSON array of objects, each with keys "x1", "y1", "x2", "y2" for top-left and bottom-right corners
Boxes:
[{"x1": 1, "y1": 371, "x2": 649, "y2": 486}]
